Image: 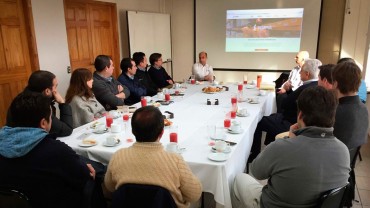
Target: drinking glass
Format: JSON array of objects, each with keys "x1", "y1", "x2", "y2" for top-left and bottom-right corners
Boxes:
[{"x1": 169, "y1": 125, "x2": 178, "y2": 143}]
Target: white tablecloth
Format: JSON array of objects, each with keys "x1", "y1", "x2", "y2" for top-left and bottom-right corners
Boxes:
[{"x1": 59, "y1": 82, "x2": 276, "y2": 208}]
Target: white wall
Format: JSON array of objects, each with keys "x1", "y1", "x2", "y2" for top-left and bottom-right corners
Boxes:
[
  {"x1": 341, "y1": 0, "x2": 370, "y2": 71},
  {"x1": 31, "y1": 0, "x2": 71, "y2": 97}
]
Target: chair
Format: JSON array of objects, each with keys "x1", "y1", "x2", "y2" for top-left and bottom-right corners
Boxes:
[
  {"x1": 111, "y1": 183, "x2": 177, "y2": 208},
  {"x1": 0, "y1": 187, "x2": 32, "y2": 208},
  {"x1": 317, "y1": 183, "x2": 350, "y2": 208},
  {"x1": 343, "y1": 146, "x2": 361, "y2": 207}
]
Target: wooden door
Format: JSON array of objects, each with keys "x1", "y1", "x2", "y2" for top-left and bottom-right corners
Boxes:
[
  {"x1": 64, "y1": 2, "x2": 95, "y2": 72},
  {"x1": 64, "y1": 0, "x2": 120, "y2": 77},
  {"x1": 0, "y1": 0, "x2": 34, "y2": 126}
]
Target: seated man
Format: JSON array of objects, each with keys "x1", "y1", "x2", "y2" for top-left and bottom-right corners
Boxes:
[
  {"x1": 148, "y1": 53, "x2": 174, "y2": 88},
  {"x1": 276, "y1": 51, "x2": 309, "y2": 113},
  {"x1": 7, "y1": 70, "x2": 73, "y2": 137},
  {"x1": 318, "y1": 64, "x2": 335, "y2": 90},
  {"x1": 332, "y1": 61, "x2": 369, "y2": 149},
  {"x1": 118, "y1": 58, "x2": 147, "y2": 105},
  {"x1": 133, "y1": 52, "x2": 159, "y2": 96},
  {"x1": 337, "y1": 57, "x2": 367, "y2": 103},
  {"x1": 104, "y1": 106, "x2": 202, "y2": 207},
  {"x1": 232, "y1": 86, "x2": 350, "y2": 208},
  {"x1": 249, "y1": 59, "x2": 321, "y2": 162},
  {"x1": 92, "y1": 55, "x2": 130, "y2": 111},
  {"x1": 192, "y1": 51, "x2": 214, "y2": 81},
  {"x1": 0, "y1": 92, "x2": 97, "y2": 208}
]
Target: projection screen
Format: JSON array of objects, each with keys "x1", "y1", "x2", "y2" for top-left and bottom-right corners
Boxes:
[{"x1": 195, "y1": 0, "x2": 322, "y2": 71}]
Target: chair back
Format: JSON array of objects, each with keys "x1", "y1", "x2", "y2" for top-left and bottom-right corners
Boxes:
[
  {"x1": 318, "y1": 183, "x2": 349, "y2": 208},
  {"x1": 111, "y1": 183, "x2": 177, "y2": 208},
  {"x1": 0, "y1": 187, "x2": 32, "y2": 208}
]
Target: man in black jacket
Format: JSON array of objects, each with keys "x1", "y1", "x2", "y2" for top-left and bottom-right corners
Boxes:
[
  {"x1": 249, "y1": 59, "x2": 321, "y2": 162},
  {"x1": 133, "y1": 52, "x2": 160, "y2": 96},
  {"x1": 92, "y1": 55, "x2": 130, "y2": 111},
  {"x1": 7, "y1": 70, "x2": 73, "y2": 137}
]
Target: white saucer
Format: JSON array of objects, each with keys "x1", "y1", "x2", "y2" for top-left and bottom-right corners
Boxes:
[
  {"x1": 227, "y1": 128, "x2": 244, "y2": 134},
  {"x1": 248, "y1": 101, "x2": 260, "y2": 104},
  {"x1": 208, "y1": 153, "x2": 228, "y2": 162},
  {"x1": 102, "y1": 140, "x2": 120, "y2": 147},
  {"x1": 93, "y1": 129, "x2": 108, "y2": 134},
  {"x1": 237, "y1": 112, "x2": 249, "y2": 117},
  {"x1": 78, "y1": 141, "x2": 98, "y2": 147},
  {"x1": 211, "y1": 146, "x2": 231, "y2": 153},
  {"x1": 246, "y1": 84, "x2": 255, "y2": 89}
]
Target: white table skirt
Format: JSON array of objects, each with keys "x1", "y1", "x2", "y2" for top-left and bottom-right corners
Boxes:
[{"x1": 59, "y1": 82, "x2": 276, "y2": 208}]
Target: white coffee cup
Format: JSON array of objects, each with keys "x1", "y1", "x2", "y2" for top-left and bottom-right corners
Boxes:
[
  {"x1": 109, "y1": 111, "x2": 119, "y2": 118},
  {"x1": 166, "y1": 142, "x2": 178, "y2": 153},
  {"x1": 215, "y1": 141, "x2": 227, "y2": 152},
  {"x1": 157, "y1": 92, "x2": 164, "y2": 100},
  {"x1": 238, "y1": 108, "x2": 248, "y2": 116},
  {"x1": 251, "y1": 97, "x2": 259, "y2": 103},
  {"x1": 230, "y1": 121, "x2": 241, "y2": 132},
  {"x1": 259, "y1": 90, "x2": 267, "y2": 96},
  {"x1": 106, "y1": 135, "x2": 117, "y2": 146},
  {"x1": 96, "y1": 124, "x2": 106, "y2": 131},
  {"x1": 111, "y1": 123, "x2": 121, "y2": 133}
]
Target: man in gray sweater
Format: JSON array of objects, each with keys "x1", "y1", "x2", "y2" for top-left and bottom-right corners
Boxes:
[{"x1": 232, "y1": 86, "x2": 350, "y2": 208}]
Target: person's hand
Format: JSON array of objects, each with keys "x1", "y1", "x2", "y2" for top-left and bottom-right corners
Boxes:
[
  {"x1": 289, "y1": 123, "x2": 300, "y2": 138},
  {"x1": 204, "y1": 74, "x2": 213, "y2": 81},
  {"x1": 116, "y1": 92, "x2": 125, "y2": 99},
  {"x1": 167, "y1": 80, "x2": 174, "y2": 84},
  {"x1": 277, "y1": 88, "x2": 286, "y2": 94},
  {"x1": 52, "y1": 90, "x2": 65, "y2": 104},
  {"x1": 283, "y1": 81, "x2": 292, "y2": 91},
  {"x1": 117, "y1": 85, "x2": 123, "y2": 93},
  {"x1": 86, "y1": 164, "x2": 96, "y2": 180}
]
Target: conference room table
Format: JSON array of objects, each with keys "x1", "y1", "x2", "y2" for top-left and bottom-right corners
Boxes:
[{"x1": 59, "y1": 82, "x2": 276, "y2": 208}]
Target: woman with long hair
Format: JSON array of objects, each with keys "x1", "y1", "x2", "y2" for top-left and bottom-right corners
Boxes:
[{"x1": 66, "y1": 68, "x2": 106, "y2": 128}]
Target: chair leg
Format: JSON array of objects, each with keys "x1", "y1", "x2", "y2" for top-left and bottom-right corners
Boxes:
[
  {"x1": 358, "y1": 151, "x2": 362, "y2": 161},
  {"x1": 201, "y1": 192, "x2": 205, "y2": 208}
]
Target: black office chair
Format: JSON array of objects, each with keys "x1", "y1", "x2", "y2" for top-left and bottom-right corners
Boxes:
[
  {"x1": 111, "y1": 183, "x2": 177, "y2": 208},
  {"x1": 317, "y1": 183, "x2": 350, "y2": 208},
  {"x1": 343, "y1": 146, "x2": 361, "y2": 207},
  {"x1": 0, "y1": 187, "x2": 32, "y2": 208}
]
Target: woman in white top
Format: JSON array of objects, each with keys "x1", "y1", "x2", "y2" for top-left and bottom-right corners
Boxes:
[{"x1": 66, "y1": 68, "x2": 106, "y2": 128}]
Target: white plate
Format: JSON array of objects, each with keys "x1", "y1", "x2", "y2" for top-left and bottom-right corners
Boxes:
[
  {"x1": 227, "y1": 128, "x2": 244, "y2": 134},
  {"x1": 208, "y1": 153, "x2": 228, "y2": 162},
  {"x1": 78, "y1": 141, "x2": 98, "y2": 147},
  {"x1": 237, "y1": 112, "x2": 249, "y2": 117},
  {"x1": 102, "y1": 140, "x2": 120, "y2": 147},
  {"x1": 211, "y1": 146, "x2": 231, "y2": 153}
]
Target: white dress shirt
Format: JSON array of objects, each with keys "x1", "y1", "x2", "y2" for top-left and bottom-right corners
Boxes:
[
  {"x1": 192, "y1": 62, "x2": 213, "y2": 81},
  {"x1": 283, "y1": 66, "x2": 303, "y2": 91}
]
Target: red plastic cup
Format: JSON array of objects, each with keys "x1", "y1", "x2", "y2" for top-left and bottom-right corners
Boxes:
[
  {"x1": 123, "y1": 114, "x2": 129, "y2": 122},
  {"x1": 238, "y1": 84, "x2": 243, "y2": 91},
  {"x1": 106, "y1": 116, "x2": 113, "y2": 128},
  {"x1": 165, "y1": 93, "x2": 170, "y2": 101},
  {"x1": 170, "y1": 132, "x2": 178, "y2": 143},
  {"x1": 231, "y1": 97, "x2": 237, "y2": 104},
  {"x1": 257, "y1": 75, "x2": 262, "y2": 88},
  {"x1": 191, "y1": 79, "x2": 195, "y2": 84},
  {"x1": 175, "y1": 90, "x2": 180, "y2": 95},
  {"x1": 231, "y1": 111, "x2": 236, "y2": 119},
  {"x1": 224, "y1": 119, "x2": 231, "y2": 128},
  {"x1": 243, "y1": 80, "x2": 248, "y2": 84},
  {"x1": 141, "y1": 97, "x2": 147, "y2": 107}
]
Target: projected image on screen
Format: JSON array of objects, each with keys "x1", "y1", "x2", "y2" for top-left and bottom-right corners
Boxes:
[{"x1": 226, "y1": 8, "x2": 304, "y2": 52}]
